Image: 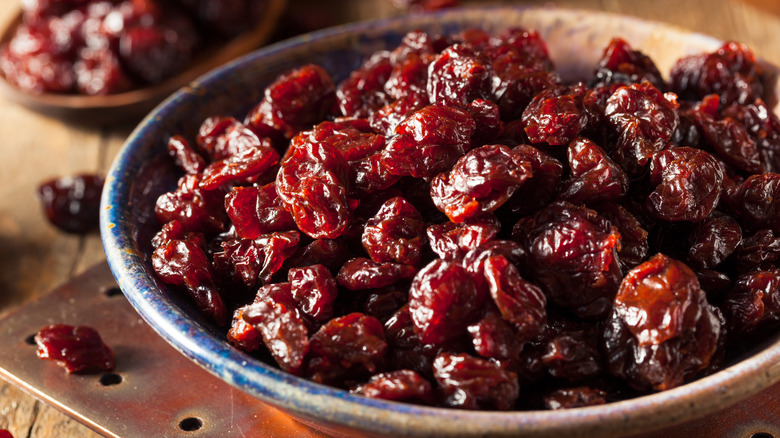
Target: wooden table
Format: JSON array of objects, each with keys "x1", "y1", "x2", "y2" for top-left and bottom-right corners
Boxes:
[{"x1": 0, "y1": 0, "x2": 778, "y2": 436}]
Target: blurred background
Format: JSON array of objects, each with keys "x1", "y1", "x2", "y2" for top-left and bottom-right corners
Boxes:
[{"x1": 0, "y1": 0, "x2": 778, "y2": 436}]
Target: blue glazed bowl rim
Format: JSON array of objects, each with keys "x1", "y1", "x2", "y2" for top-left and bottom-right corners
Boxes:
[{"x1": 101, "y1": 5, "x2": 780, "y2": 436}]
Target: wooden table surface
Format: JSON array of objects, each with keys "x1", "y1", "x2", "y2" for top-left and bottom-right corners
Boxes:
[{"x1": 0, "y1": 0, "x2": 779, "y2": 436}]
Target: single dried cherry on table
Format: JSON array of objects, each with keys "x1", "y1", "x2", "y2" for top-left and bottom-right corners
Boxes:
[
  {"x1": 35, "y1": 324, "x2": 115, "y2": 374},
  {"x1": 37, "y1": 174, "x2": 103, "y2": 234},
  {"x1": 148, "y1": 25, "x2": 780, "y2": 411}
]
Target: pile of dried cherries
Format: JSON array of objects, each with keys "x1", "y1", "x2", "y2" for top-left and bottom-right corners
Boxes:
[{"x1": 150, "y1": 28, "x2": 780, "y2": 411}]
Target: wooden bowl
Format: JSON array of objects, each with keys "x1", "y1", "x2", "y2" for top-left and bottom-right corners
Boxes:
[
  {"x1": 101, "y1": 6, "x2": 780, "y2": 437},
  {"x1": 0, "y1": 0, "x2": 286, "y2": 126}
]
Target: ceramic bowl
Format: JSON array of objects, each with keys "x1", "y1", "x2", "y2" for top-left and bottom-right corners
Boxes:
[{"x1": 101, "y1": 6, "x2": 780, "y2": 437}]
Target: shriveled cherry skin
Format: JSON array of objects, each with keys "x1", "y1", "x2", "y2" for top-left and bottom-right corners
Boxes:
[
  {"x1": 37, "y1": 174, "x2": 104, "y2": 234},
  {"x1": 246, "y1": 64, "x2": 336, "y2": 139},
  {"x1": 427, "y1": 215, "x2": 501, "y2": 260},
  {"x1": 605, "y1": 81, "x2": 679, "y2": 171},
  {"x1": 726, "y1": 173, "x2": 780, "y2": 232},
  {"x1": 503, "y1": 144, "x2": 563, "y2": 216},
  {"x1": 467, "y1": 311, "x2": 523, "y2": 360},
  {"x1": 151, "y1": 220, "x2": 206, "y2": 250},
  {"x1": 362, "y1": 197, "x2": 427, "y2": 266},
  {"x1": 337, "y1": 51, "x2": 392, "y2": 118},
  {"x1": 589, "y1": 38, "x2": 665, "y2": 90},
  {"x1": 409, "y1": 259, "x2": 484, "y2": 344},
  {"x1": 197, "y1": 117, "x2": 253, "y2": 161},
  {"x1": 153, "y1": 239, "x2": 228, "y2": 325},
  {"x1": 35, "y1": 324, "x2": 115, "y2": 374},
  {"x1": 687, "y1": 214, "x2": 742, "y2": 270},
  {"x1": 430, "y1": 144, "x2": 532, "y2": 223},
  {"x1": 227, "y1": 305, "x2": 262, "y2": 353},
  {"x1": 647, "y1": 147, "x2": 724, "y2": 222},
  {"x1": 155, "y1": 174, "x2": 228, "y2": 234},
  {"x1": 489, "y1": 28, "x2": 553, "y2": 73},
  {"x1": 465, "y1": 98, "x2": 501, "y2": 147},
  {"x1": 283, "y1": 238, "x2": 352, "y2": 274},
  {"x1": 484, "y1": 255, "x2": 547, "y2": 343},
  {"x1": 433, "y1": 352, "x2": 519, "y2": 410},
  {"x1": 604, "y1": 254, "x2": 721, "y2": 391},
  {"x1": 670, "y1": 41, "x2": 763, "y2": 106},
  {"x1": 558, "y1": 137, "x2": 629, "y2": 205},
  {"x1": 199, "y1": 138, "x2": 279, "y2": 191},
  {"x1": 594, "y1": 202, "x2": 648, "y2": 272},
  {"x1": 721, "y1": 267, "x2": 780, "y2": 335},
  {"x1": 225, "y1": 183, "x2": 296, "y2": 239},
  {"x1": 351, "y1": 369, "x2": 435, "y2": 405},
  {"x1": 384, "y1": 30, "x2": 437, "y2": 100},
  {"x1": 723, "y1": 98, "x2": 780, "y2": 173},
  {"x1": 381, "y1": 105, "x2": 476, "y2": 179},
  {"x1": 213, "y1": 231, "x2": 300, "y2": 290},
  {"x1": 167, "y1": 135, "x2": 206, "y2": 175},
  {"x1": 276, "y1": 130, "x2": 351, "y2": 239},
  {"x1": 308, "y1": 119, "x2": 386, "y2": 162},
  {"x1": 737, "y1": 229, "x2": 780, "y2": 270},
  {"x1": 543, "y1": 387, "x2": 607, "y2": 410},
  {"x1": 307, "y1": 313, "x2": 388, "y2": 386},
  {"x1": 288, "y1": 264, "x2": 337, "y2": 322},
  {"x1": 462, "y1": 239, "x2": 529, "y2": 296},
  {"x1": 493, "y1": 67, "x2": 558, "y2": 122},
  {"x1": 540, "y1": 315, "x2": 605, "y2": 381},
  {"x1": 521, "y1": 84, "x2": 586, "y2": 146},
  {"x1": 520, "y1": 201, "x2": 622, "y2": 319},
  {"x1": 337, "y1": 257, "x2": 417, "y2": 291},
  {"x1": 241, "y1": 284, "x2": 310, "y2": 375},
  {"x1": 427, "y1": 43, "x2": 495, "y2": 107}
]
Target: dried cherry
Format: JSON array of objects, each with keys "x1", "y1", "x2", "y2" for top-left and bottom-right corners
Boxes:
[
  {"x1": 381, "y1": 105, "x2": 475, "y2": 178},
  {"x1": 242, "y1": 284, "x2": 310, "y2": 374},
  {"x1": 604, "y1": 254, "x2": 721, "y2": 390},
  {"x1": 605, "y1": 81, "x2": 679, "y2": 171},
  {"x1": 430, "y1": 144, "x2": 532, "y2": 222},
  {"x1": 721, "y1": 267, "x2": 780, "y2": 335},
  {"x1": 352, "y1": 369, "x2": 434, "y2": 404},
  {"x1": 520, "y1": 202, "x2": 622, "y2": 319},
  {"x1": 409, "y1": 259, "x2": 483, "y2": 344},
  {"x1": 559, "y1": 137, "x2": 629, "y2": 205},
  {"x1": 427, "y1": 215, "x2": 501, "y2": 260},
  {"x1": 433, "y1": 352, "x2": 519, "y2": 410},
  {"x1": 337, "y1": 257, "x2": 417, "y2": 291},
  {"x1": 35, "y1": 324, "x2": 115, "y2": 374},
  {"x1": 647, "y1": 147, "x2": 724, "y2": 222},
  {"x1": 590, "y1": 38, "x2": 664, "y2": 90},
  {"x1": 362, "y1": 197, "x2": 427, "y2": 266},
  {"x1": 38, "y1": 174, "x2": 103, "y2": 234},
  {"x1": 307, "y1": 313, "x2": 388, "y2": 386}
]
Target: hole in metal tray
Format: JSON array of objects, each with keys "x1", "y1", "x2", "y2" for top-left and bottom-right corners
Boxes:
[
  {"x1": 99, "y1": 373, "x2": 122, "y2": 386},
  {"x1": 178, "y1": 417, "x2": 203, "y2": 432}
]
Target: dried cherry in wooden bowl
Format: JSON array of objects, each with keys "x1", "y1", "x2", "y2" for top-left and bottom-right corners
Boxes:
[
  {"x1": 101, "y1": 6, "x2": 780, "y2": 437},
  {"x1": 0, "y1": 0, "x2": 286, "y2": 125}
]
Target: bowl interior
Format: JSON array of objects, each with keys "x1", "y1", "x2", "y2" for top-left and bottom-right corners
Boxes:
[{"x1": 101, "y1": 6, "x2": 780, "y2": 438}]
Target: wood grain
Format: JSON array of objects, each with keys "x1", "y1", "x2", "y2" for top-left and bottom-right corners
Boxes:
[{"x1": 0, "y1": 0, "x2": 778, "y2": 437}]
